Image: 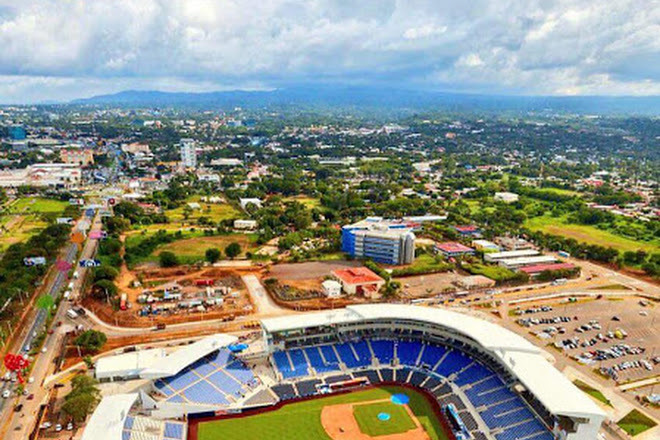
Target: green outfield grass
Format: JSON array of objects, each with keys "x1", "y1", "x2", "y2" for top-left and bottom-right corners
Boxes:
[
  {"x1": 196, "y1": 386, "x2": 449, "y2": 440},
  {"x1": 525, "y1": 215, "x2": 660, "y2": 254},
  {"x1": 353, "y1": 401, "x2": 416, "y2": 436}
]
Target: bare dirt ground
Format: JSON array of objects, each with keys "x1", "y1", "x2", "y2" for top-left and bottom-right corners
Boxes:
[
  {"x1": 396, "y1": 272, "x2": 464, "y2": 298},
  {"x1": 267, "y1": 260, "x2": 361, "y2": 281},
  {"x1": 321, "y1": 399, "x2": 429, "y2": 440}
]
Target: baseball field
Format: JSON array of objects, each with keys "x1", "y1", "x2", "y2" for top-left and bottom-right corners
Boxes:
[{"x1": 195, "y1": 386, "x2": 451, "y2": 440}]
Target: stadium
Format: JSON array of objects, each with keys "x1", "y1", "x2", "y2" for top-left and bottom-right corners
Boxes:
[{"x1": 83, "y1": 304, "x2": 605, "y2": 440}]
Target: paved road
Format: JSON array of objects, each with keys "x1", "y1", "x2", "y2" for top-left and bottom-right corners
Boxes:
[
  {"x1": 0, "y1": 211, "x2": 101, "y2": 439},
  {"x1": 242, "y1": 274, "x2": 286, "y2": 315}
]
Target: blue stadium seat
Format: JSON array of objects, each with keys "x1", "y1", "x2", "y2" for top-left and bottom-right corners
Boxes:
[
  {"x1": 350, "y1": 341, "x2": 372, "y2": 367},
  {"x1": 397, "y1": 341, "x2": 423, "y2": 366},
  {"x1": 419, "y1": 344, "x2": 447, "y2": 367},
  {"x1": 182, "y1": 380, "x2": 229, "y2": 405},
  {"x1": 335, "y1": 343, "x2": 361, "y2": 369},
  {"x1": 370, "y1": 340, "x2": 394, "y2": 364},
  {"x1": 305, "y1": 346, "x2": 339, "y2": 373},
  {"x1": 320, "y1": 345, "x2": 339, "y2": 364},
  {"x1": 434, "y1": 350, "x2": 472, "y2": 378},
  {"x1": 164, "y1": 422, "x2": 184, "y2": 439}
]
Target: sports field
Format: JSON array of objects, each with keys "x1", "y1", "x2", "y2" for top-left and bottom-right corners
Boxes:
[
  {"x1": 353, "y1": 401, "x2": 416, "y2": 436},
  {"x1": 195, "y1": 386, "x2": 450, "y2": 440}
]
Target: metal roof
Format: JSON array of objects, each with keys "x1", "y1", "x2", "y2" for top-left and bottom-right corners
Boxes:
[
  {"x1": 261, "y1": 304, "x2": 605, "y2": 420},
  {"x1": 81, "y1": 393, "x2": 138, "y2": 440}
]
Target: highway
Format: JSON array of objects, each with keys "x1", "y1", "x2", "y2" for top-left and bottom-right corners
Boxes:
[{"x1": 0, "y1": 210, "x2": 101, "y2": 439}]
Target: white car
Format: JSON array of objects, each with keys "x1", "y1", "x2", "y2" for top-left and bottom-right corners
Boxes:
[
  {"x1": 2, "y1": 389, "x2": 11, "y2": 398},
  {"x1": 55, "y1": 424, "x2": 62, "y2": 432},
  {"x1": 40, "y1": 422, "x2": 52, "y2": 429}
]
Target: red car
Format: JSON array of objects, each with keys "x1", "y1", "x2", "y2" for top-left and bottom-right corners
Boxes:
[{"x1": 27, "y1": 394, "x2": 34, "y2": 400}]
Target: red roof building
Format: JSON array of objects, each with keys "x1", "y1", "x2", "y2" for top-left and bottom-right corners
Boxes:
[
  {"x1": 519, "y1": 262, "x2": 576, "y2": 276},
  {"x1": 331, "y1": 267, "x2": 385, "y2": 298},
  {"x1": 435, "y1": 242, "x2": 475, "y2": 258}
]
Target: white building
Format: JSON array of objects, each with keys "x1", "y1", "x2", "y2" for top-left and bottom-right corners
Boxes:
[
  {"x1": 321, "y1": 279, "x2": 342, "y2": 298},
  {"x1": 234, "y1": 219, "x2": 258, "y2": 230},
  {"x1": 495, "y1": 192, "x2": 520, "y2": 203},
  {"x1": 239, "y1": 198, "x2": 262, "y2": 210},
  {"x1": 179, "y1": 138, "x2": 197, "y2": 169},
  {"x1": 0, "y1": 163, "x2": 82, "y2": 188}
]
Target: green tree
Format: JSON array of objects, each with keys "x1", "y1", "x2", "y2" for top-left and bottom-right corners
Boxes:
[
  {"x1": 205, "y1": 248, "x2": 221, "y2": 264},
  {"x1": 92, "y1": 265, "x2": 119, "y2": 282},
  {"x1": 159, "y1": 251, "x2": 179, "y2": 267},
  {"x1": 61, "y1": 375, "x2": 100, "y2": 423},
  {"x1": 36, "y1": 295, "x2": 54, "y2": 312},
  {"x1": 224, "y1": 242, "x2": 241, "y2": 259},
  {"x1": 75, "y1": 330, "x2": 107, "y2": 353},
  {"x1": 92, "y1": 279, "x2": 118, "y2": 300}
]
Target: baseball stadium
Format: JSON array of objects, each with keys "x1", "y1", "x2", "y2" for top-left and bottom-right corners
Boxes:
[{"x1": 83, "y1": 304, "x2": 605, "y2": 440}]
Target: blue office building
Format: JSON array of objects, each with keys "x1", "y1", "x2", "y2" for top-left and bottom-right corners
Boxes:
[
  {"x1": 342, "y1": 217, "x2": 415, "y2": 265},
  {"x1": 7, "y1": 125, "x2": 26, "y2": 141}
]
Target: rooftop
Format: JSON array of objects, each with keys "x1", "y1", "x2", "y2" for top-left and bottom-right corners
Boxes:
[
  {"x1": 436, "y1": 242, "x2": 474, "y2": 253},
  {"x1": 332, "y1": 267, "x2": 384, "y2": 285},
  {"x1": 519, "y1": 262, "x2": 576, "y2": 274}
]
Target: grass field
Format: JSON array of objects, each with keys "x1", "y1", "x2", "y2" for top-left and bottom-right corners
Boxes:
[
  {"x1": 282, "y1": 195, "x2": 321, "y2": 209},
  {"x1": 353, "y1": 401, "x2": 416, "y2": 436},
  {"x1": 126, "y1": 229, "x2": 259, "y2": 264},
  {"x1": 525, "y1": 215, "x2": 660, "y2": 254},
  {"x1": 617, "y1": 409, "x2": 657, "y2": 436},
  {"x1": 166, "y1": 196, "x2": 240, "y2": 223},
  {"x1": 196, "y1": 386, "x2": 449, "y2": 440},
  {"x1": 10, "y1": 197, "x2": 68, "y2": 214},
  {"x1": 154, "y1": 233, "x2": 258, "y2": 260},
  {"x1": 572, "y1": 380, "x2": 612, "y2": 407}
]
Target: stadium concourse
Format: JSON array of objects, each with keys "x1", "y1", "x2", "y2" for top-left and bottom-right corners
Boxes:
[{"x1": 81, "y1": 304, "x2": 605, "y2": 440}]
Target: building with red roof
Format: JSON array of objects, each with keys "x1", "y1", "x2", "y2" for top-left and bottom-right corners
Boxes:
[
  {"x1": 435, "y1": 242, "x2": 476, "y2": 258},
  {"x1": 453, "y1": 225, "x2": 482, "y2": 236},
  {"x1": 331, "y1": 267, "x2": 385, "y2": 298},
  {"x1": 519, "y1": 262, "x2": 577, "y2": 277}
]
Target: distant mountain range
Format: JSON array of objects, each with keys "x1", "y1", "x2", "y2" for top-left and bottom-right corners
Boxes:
[{"x1": 72, "y1": 86, "x2": 660, "y2": 115}]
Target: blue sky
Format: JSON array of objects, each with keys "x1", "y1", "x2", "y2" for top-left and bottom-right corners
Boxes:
[{"x1": 0, "y1": 0, "x2": 658, "y2": 103}]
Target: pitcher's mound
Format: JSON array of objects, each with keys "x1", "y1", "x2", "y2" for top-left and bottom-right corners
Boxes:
[{"x1": 321, "y1": 399, "x2": 431, "y2": 440}]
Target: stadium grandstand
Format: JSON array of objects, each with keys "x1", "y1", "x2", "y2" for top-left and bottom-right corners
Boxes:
[{"x1": 82, "y1": 304, "x2": 605, "y2": 440}]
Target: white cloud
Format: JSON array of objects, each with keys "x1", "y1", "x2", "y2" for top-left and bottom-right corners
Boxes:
[{"x1": 0, "y1": 0, "x2": 657, "y2": 102}]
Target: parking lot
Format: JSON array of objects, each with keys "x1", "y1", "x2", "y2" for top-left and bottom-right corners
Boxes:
[{"x1": 510, "y1": 296, "x2": 660, "y2": 384}]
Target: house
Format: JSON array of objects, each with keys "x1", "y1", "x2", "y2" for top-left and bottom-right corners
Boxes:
[
  {"x1": 239, "y1": 198, "x2": 262, "y2": 210},
  {"x1": 435, "y1": 242, "x2": 475, "y2": 258},
  {"x1": 454, "y1": 225, "x2": 481, "y2": 237},
  {"x1": 472, "y1": 239, "x2": 500, "y2": 252},
  {"x1": 331, "y1": 267, "x2": 385, "y2": 298},
  {"x1": 321, "y1": 280, "x2": 342, "y2": 298},
  {"x1": 494, "y1": 192, "x2": 519, "y2": 203},
  {"x1": 234, "y1": 219, "x2": 257, "y2": 230}
]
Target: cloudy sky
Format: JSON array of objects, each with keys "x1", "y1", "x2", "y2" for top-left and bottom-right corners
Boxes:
[{"x1": 0, "y1": 0, "x2": 658, "y2": 103}]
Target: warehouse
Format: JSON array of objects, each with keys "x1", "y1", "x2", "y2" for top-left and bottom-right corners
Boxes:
[
  {"x1": 484, "y1": 249, "x2": 540, "y2": 263},
  {"x1": 498, "y1": 255, "x2": 558, "y2": 270}
]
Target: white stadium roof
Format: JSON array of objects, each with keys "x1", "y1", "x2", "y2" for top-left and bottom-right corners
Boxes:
[
  {"x1": 261, "y1": 304, "x2": 605, "y2": 421},
  {"x1": 140, "y1": 333, "x2": 237, "y2": 379},
  {"x1": 81, "y1": 393, "x2": 137, "y2": 440}
]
